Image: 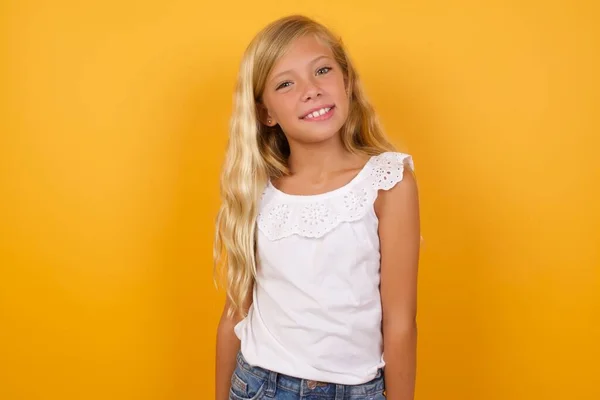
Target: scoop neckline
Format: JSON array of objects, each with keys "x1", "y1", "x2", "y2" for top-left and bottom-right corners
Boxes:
[{"x1": 266, "y1": 155, "x2": 376, "y2": 201}]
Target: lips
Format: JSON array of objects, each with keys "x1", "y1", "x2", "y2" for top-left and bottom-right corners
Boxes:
[{"x1": 300, "y1": 105, "x2": 335, "y2": 120}]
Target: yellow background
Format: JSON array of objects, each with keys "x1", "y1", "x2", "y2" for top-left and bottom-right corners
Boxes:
[{"x1": 1, "y1": 1, "x2": 598, "y2": 399}]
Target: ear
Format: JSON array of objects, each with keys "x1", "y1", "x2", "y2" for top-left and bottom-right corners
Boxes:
[{"x1": 257, "y1": 102, "x2": 277, "y2": 127}]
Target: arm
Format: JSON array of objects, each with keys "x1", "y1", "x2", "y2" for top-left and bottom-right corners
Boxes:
[
  {"x1": 375, "y1": 166, "x2": 420, "y2": 400},
  {"x1": 215, "y1": 289, "x2": 253, "y2": 400}
]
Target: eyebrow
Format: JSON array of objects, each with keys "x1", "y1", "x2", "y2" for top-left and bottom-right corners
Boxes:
[{"x1": 270, "y1": 55, "x2": 332, "y2": 82}]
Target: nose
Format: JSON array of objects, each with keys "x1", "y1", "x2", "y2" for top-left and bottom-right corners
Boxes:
[{"x1": 301, "y1": 79, "x2": 321, "y2": 102}]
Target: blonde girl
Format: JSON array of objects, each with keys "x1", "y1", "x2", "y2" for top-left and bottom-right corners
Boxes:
[{"x1": 214, "y1": 14, "x2": 420, "y2": 400}]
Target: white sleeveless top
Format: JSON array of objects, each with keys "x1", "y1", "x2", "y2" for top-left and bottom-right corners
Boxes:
[{"x1": 234, "y1": 151, "x2": 415, "y2": 385}]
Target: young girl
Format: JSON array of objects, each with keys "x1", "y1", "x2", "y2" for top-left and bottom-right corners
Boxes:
[{"x1": 214, "y1": 15, "x2": 420, "y2": 400}]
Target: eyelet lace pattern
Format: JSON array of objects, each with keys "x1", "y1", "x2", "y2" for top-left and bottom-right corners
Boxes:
[{"x1": 257, "y1": 152, "x2": 414, "y2": 240}]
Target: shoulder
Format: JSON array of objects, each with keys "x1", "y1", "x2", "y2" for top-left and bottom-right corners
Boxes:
[
  {"x1": 371, "y1": 151, "x2": 418, "y2": 219},
  {"x1": 368, "y1": 151, "x2": 416, "y2": 192},
  {"x1": 369, "y1": 151, "x2": 414, "y2": 182}
]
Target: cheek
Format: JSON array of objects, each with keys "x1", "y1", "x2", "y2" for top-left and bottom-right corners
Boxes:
[
  {"x1": 273, "y1": 97, "x2": 298, "y2": 122},
  {"x1": 326, "y1": 78, "x2": 348, "y2": 102},
  {"x1": 263, "y1": 93, "x2": 286, "y2": 116},
  {"x1": 331, "y1": 83, "x2": 349, "y2": 111}
]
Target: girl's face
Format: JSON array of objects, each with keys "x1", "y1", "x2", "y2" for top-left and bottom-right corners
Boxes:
[{"x1": 260, "y1": 35, "x2": 349, "y2": 145}]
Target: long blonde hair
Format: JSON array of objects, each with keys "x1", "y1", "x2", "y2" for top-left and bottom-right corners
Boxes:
[{"x1": 214, "y1": 15, "x2": 396, "y2": 317}]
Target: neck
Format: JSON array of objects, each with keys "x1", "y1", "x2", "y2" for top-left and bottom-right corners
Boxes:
[{"x1": 286, "y1": 134, "x2": 353, "y2": 178}]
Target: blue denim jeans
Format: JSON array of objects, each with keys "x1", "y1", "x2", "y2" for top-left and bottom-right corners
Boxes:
[{"x1": 230, "y1": 352, "x2": 386, "y2": 400}]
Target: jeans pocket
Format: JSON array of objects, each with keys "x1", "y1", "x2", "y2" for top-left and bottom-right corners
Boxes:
[{"x1": 229, "y1": 367, "x2": 266, "y2": 400}]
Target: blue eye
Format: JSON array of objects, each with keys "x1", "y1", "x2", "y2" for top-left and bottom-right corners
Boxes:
[
  {"x1": 276, "y1": 81, "x2": 292, "y2": 90},
  {"x1": 316, "y1": 66, "x2": 332, "y2": 75}
]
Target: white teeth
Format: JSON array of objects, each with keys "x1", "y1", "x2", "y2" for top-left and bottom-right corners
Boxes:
[{"x1": 305, "y1": 107, "x2": 331, "y2": 119}]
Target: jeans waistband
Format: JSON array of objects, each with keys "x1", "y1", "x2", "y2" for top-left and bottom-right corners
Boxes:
[{"x1": 235, "y1": 351, "x2": 385, "y2": 398}]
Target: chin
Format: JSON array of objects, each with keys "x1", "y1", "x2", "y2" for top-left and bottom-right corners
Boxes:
[
  {"x1": 296, "y1": 127, "x2": 342, "y2": 145},
  {"x1": 292, "y1": 119, "x2": 346, "y2": 144}
]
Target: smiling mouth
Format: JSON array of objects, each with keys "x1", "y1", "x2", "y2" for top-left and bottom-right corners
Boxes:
[{"x1": 301, "y1": 105, "x2": 335, "y2": 120}]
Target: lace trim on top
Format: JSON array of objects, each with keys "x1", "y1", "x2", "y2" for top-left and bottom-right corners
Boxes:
[{"x1": 257, "y1": 152, "x2": 414, "y2": 241}]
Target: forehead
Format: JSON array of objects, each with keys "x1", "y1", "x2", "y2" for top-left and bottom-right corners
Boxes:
[{"x1": 270, "y1": 34, "x2": 334, "y2": 73}]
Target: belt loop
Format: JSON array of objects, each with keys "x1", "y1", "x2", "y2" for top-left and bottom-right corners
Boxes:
[
  {"x1": 335, "y1": 384, "x2": 345, "y2": 400},
  {"x1": 264, "y1": 371, "x2": 278, "y2": 397}
]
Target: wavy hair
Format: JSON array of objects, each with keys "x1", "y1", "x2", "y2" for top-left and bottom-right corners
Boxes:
[{"x1": 214, "y1": 15, "x2": 396, "y2": 317}]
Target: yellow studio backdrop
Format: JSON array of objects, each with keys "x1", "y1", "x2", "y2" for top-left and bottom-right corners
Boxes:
[{"x1": 1, "y1": 1, "x2": 598, "y2": 399}]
